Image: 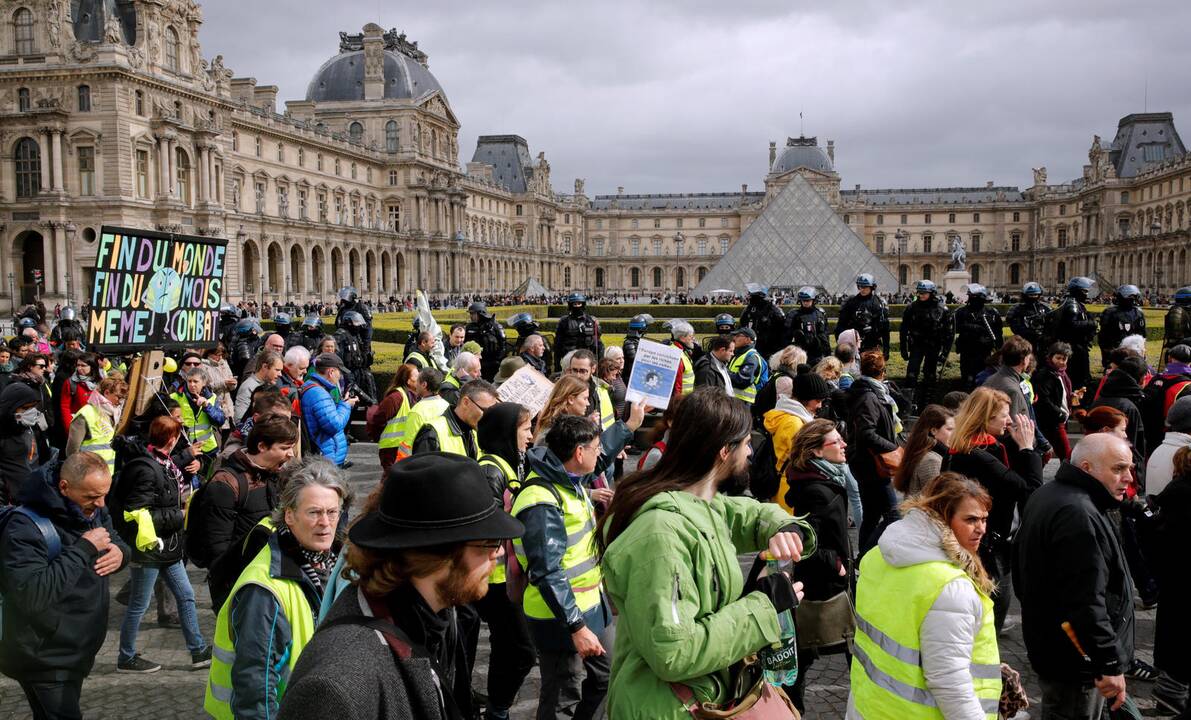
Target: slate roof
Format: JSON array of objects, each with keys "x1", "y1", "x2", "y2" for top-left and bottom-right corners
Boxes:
[
  {"x1": 71, "y1": 0, "x2": 136, "y2": 45},
  {"x1": 306, "y1": 49, "x2": 444, "y2": 103},
  {"x1": 771, "y1": 136, "x2": 834, "y2": 175},
  {"x1": 588, "y1": 192, "x2": 765, "y2": 211},
  {"x1": 841, "y1": 187, "x2": 1027, "y2": 205},
  {"x1": 1109, "y1": 113, "x2": 1187, "y2": 178},
  {"x1": 471, "y1": 135, "x2": 534, "y2": 194}
]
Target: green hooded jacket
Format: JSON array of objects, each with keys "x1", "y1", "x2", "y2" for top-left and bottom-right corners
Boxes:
[{"x1": 600, "y1": 490, "x2": 816, "y2": 719}]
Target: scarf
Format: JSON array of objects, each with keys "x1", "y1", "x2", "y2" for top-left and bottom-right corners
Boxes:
[
  {"x1": 88, "y1": 390, "x2": 122, "y2": 426},
  {"x1": 148, "y1": 445, "x2": 186, "y2": 496},
  {"x1": 809, "y1": 457, "x2": 853, "y2": 489},
  {"x1": 72, "y1": 373, "x2": 97, "y2": 393},
  {"x1": 858, "y1": 376, "x2": 902, "y2": 434},
  {"x1": 278, "y1": 525, "x2": 336, "y2": 597},
  {"x1": 953, "y1": 433, "x2": 1009, "y2": 466},
  {"x1": 1165, "y1": 361, "x2": 1191, "y2": 376}
]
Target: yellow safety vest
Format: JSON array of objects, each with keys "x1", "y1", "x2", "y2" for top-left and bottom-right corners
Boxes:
[
  {"x1": 170, "y1": 391, "x2": 219, "y2": 453},
  {"x1": 850, "y1": 546, "x2": 1002, "y2": 719},
  {"x1": 679, "y1": 350, "x2": 695, "y2": 396},
  {"x1": 377, "y1": 391, "x2": 413, "y2": 450},
  {"x1": 510, "y1": 470, "x2": 601, "y2": 621},
  {"x1": 419, "y1": 413, "x2": 478, "y2": 459},
  {"x1": 74, "y1": 403, "x2": 115, "y2": 473},
  {"x1": 441, "y1": 373, "x2": 462, "y2": 392},
  {"x1": 405, "y1": 350, "x2": 432, "y2": 369},
  {"x1": 478, "y1": 453, "x2": 516, "y2": 585},
  {"x1": 594, "y1": 382, "x2": 615, "y2": 430},
  {"x1": 728, "y1": 348, "x2": 763, "y2": 404},
  {"x1": 204, "y1": 530, "x2": 315, "y2": 719},
  {"x1": 396, "y1": 396, "x2": 449, "y2": 459}
]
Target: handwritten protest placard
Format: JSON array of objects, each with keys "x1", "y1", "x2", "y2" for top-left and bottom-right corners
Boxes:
[
  {"x1": 625, "y1": 338, "x2": 682, "y2": 409},
  {"x1": 87, "y1": 226, "x2": 227, "y2": 352},
  {"x1": 497, "y1": 365, "x2": 555, "y2": 417}
]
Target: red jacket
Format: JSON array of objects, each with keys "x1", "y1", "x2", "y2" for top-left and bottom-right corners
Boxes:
[{"x1": 60, "y1": 378, "x2": 93, "y2": 432}]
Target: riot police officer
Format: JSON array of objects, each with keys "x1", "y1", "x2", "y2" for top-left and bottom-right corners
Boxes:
[
  {"x1": 1006, "y1": 282, "x2": 1051, "y2": 357},
  {"x1": 292, "y1": 313, "x2": 324, "y2": 353},
  {"x1": 218, "y1": 303, "x2": 242, "y2": 349},
  {"x1": 554, "y1": 292, "x2": 601, "y2": 371},
  {"x1": 50, "y1": 306, "x2": 85, "y2": 348},
  {"x1": 1049, "y1": 276, "x2": 1098, "y2": 391},
  {"x1": 1165, "y1": 286, "x2": 1191, "y2": 356},
  {"x1": 738, "y1": 284, "x2": 787, "y2": 358},
  {"x1": 402, "y1": 316, "x2": 423, "y2": 359},
  {"x1": 334, "y1": 286, "x2": 373, "y2": 342},
  {"x1": 900, "y1": 280, "x2": 954, "y2": 410},
  {"x1": 465, "y1": 301, "x2": 507, "y2": 381},
  {"x1": 1098, "y1": 284, "x2": 1146, "y2": 367},
  {"x1": 836, "y1": 274, "x2": 890, "y2": 358},
  {"x1": 334, "y1": 310, "x2": 377, "y2": 403},
  {"x1": 272, "y1": 312, "x2": 293, "y2": 345},
  {"x1": 229, "y1": 317, "x2": 263, "y2": 379},
  {"x1": 622, "y1": 313, "x2": 651, "y2": 382},
  {"x1": 508, "y1": 312, "x2": 553, "y2": 370},
  {"x1": 953, "y1": 284, "x2": 1003, "y2": 389},
  {"x1": 787, "y1": 286, "x2": 831, "y2": 365}
]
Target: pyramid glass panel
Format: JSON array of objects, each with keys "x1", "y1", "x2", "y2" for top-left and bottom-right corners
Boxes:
[{"x1": 693, "y1": 174, "x2": 897, "y2": 296}]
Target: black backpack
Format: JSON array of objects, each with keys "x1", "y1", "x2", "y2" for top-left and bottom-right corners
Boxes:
[
  {"x1": 748, "y1": 430, "x2": 789, "y2": 503},
  {"x1": 183, "y1": 468, "x2": 248, "y2": 568},
  {"x1": 294, "y1": 384, "x2": 324, "y2": 457}
]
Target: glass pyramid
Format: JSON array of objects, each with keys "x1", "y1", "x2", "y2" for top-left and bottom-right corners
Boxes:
[{"x1": 693, "y1": 174, "x2": 897, "y2": 297}]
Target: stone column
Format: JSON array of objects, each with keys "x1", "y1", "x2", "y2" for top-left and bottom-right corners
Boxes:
[
  {"x1": 38, "y1": 130, "x2": 52, "y2": 192},
  {"x1": 196, "y1": 146, "x2": 208, "y2": 203},
  {"x1": 51, "y1": 131, "x2": 65, "y2": 192},
  {"x1": 166, "y1": 139, "x2": 176, "y2": 196},
  {"x1": 157, "y1": 136, "x2": 170, "y2": 197},
  {"x1": 303, "y1": 246, "x2": 313, "y2": 296},
  {"x1": 47, "y1": 222, "x2": 65, "y2": 295}
]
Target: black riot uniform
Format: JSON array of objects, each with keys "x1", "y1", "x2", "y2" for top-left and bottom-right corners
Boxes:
[
  {"x1": 1165, "y1": 286, "x2": 1191, "y2": 357},
  {"x1": 217, "y1": 303, "x2": 242, "y2": 350},
  {"x1": 900, "y1": 281, "x2": 954, "y2": 410},
  {"x1": 836, "y1": 275, "x2": 890, "y2": 358},
  {"x1": 293, "y1": 314, "x2": 325, "y2": 353},
  {"x1": 787, "y1": 287, "x2": 831, "y2": 366},
  {"x1": 465, "y1": 302, "x2": 507, "y2": 381},
  {"x1": 333, "y1": 310, "x2": 376, "y2": 404},
  {"x1": 49, "y1": 307, "x2": 85, "y2": 348},
  {"x1": 952, "y1": 284, "x2": 1003, "y2": 389},
  {"x1": 1006, "y1": 283, "x2": 1051, "y2": 357},
  {"x1": 507, "y1": 313, "x2": 553, "y2": 373},
  {"x1": 738, "y1": 286, "x2": 787, "y2": 358},
  {"x1": 272, "y1": 312, "x2": 293, "y2": 346},
  {"x1": 554, "y1": 293, "x2": 601, "y2": 372},
  {"x1": 622, "y1": 314, "x2": 652, "y2": 383},
  {"x1": 1048, "y1": 277, "x2": 1098, "y2": 392},
  {"x1": 229, "y1": 318, "x2": 263, "y2": 379},
  {"x1": 334, "y1": 287, "x2": 373, "y2": 342},
  {"x1": 1098, "y1": 284, "x2": 1146, "y2": 368}
]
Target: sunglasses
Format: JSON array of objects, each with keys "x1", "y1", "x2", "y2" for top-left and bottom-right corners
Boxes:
[
  {"x1": 183, "y1": 361, "x2": 201, "y2": 367},
  {"x1": 34, "y1": 363, "x2": 47, "y2": 369}
]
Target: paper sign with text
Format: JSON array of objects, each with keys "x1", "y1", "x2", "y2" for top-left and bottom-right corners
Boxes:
[
  {"x1": 625, "y1": 338, "x2": 682, "y2": 409},
  {"x1": 497, "y1": 365, "x2": 555, "y2": 417},
  {"x1": 87, "y1": 226, "x2": 227, "y2": 352}
]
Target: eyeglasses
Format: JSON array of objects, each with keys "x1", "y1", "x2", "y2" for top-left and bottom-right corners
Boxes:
[
  {"x1": 467, "y1": 541, "x2": 503, "y2": 551},
  {"x1": 303, "y1": 508, "x2": 341, "y2": 521},
  {"x1": 183, "y1": 361, "x2": 201, "y2": 367},
  {"x1": 34, "y1": 363, "x2": 47, "y2": 369}
]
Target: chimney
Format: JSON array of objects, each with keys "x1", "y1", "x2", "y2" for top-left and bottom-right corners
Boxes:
[
  {"x1": 741, "y1": 183, "x2": 748, "y2": 194},
  {"x1": 362, "y1": 24, "x2": 385, "y2": 101},
  {"x1": 826, "y1": 140, "x2": 835, "y2": 163},
  {"x1": 768, "y1": 141, "x2": 777, "y2": 167},
  {"x1": 617, "y1": 186, "x2": 624, "y2": 195}
]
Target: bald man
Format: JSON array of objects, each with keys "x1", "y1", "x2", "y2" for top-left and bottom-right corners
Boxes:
[{"x1": 1014, "y1": 433, "x2": 1135, "y2": 719}]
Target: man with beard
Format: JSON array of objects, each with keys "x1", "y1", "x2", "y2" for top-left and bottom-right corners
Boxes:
[
  {"x1": 1098, "y1": 285, "x2": 1146, "y2": 371},
  {"x1": 277, "y1": 453, "x2": 524, "y2": 720}
]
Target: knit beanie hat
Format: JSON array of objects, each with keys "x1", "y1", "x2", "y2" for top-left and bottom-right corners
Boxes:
[
  {"x1": 792, "y1": 364, "x2": 831, "y2": 401},
  {"x1": 1168, "y1": 396, "x2": 1191, "y2": 433}
]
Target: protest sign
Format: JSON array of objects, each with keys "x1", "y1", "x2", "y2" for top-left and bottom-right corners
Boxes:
[
  {"x1": 497, "y1": 365, "x2": 555, "y2": 417},
  {"x1": 625, "y1": 338, "x2": 682, "y2": 409},
  {"x1": 87, "y1": 226, "x2": 227, "y2": 352}
]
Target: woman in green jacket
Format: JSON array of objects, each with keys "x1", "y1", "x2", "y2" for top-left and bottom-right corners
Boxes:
[{"x1": 597, "y1": 386, "x2": 817, "y2": 719}]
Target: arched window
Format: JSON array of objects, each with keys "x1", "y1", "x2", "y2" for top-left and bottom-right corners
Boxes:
[
  {"x1": 630, "y1": 268, "x2": 641, "y2": 287},
  {"x1": 164, "y1": 26, "x2": 179, "y2": 72},
  {"x1": 175, "y1": 148, "x2": 191, "y2": 204},
  {"x1": 348, "y1": 122, "x2": 363, "y2": 142},
  {"x1": 922, "y1": 264, "x2": 933, "y2": 281},
  {"x1": 697, "y1": 266, "x2": 708, "y2": 282},
  {"x1": 676, "y1": 268, "x2": 686, "y2": 288},
  {"x1": 898, "y1": 265, "x2": 908, "y2": 288},
  {"x1": 970, "y1": 264, "x2": 981, "y2": 284},
  {"x1": 386, "y1": 120, "x2": 399, "y2": 152},
  {"x1": 17, "y1": 87, "x2": 29, "y2": 112},
  {"x1": 13, "y1": 8, "x2": 34, "y2": 56},
  {"x1": 14, "y1": 137, "x2": 40, "y2": 198},
  {"x1": 1009, "y1": 263, "x2": 1022, "y2": 286},
  {"x1": 595, "y1": 268, "x2": 605, "y2": 288},
  {"x1": 77, "y1": 85, "x2": 91, "y2": 112},
  {"x1": 652, "y1": 267, "x2": 663, "y2": 287},
  {"x1": 1056, "y1": 261, "x2": 1067, "y2": 284}
]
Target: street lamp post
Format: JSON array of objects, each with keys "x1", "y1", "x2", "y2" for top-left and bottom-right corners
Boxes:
[
  {"x1": 1151, "y1": 220, "x2": 1162, "y2": 296},
  {"x1": 895, "y1": 230, "x2": 908, "y2": 297}
]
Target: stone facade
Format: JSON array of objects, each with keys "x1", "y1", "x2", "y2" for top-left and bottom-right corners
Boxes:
[{"x1": 1, "y1": 1, "x2": 1187, "y2": 314}]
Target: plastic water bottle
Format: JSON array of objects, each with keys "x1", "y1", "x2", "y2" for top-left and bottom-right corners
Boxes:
[{"x1": 759, "y1": 556, "x2": 799, "y2": 686}]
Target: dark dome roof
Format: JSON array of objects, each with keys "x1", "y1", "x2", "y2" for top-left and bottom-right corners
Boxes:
[
  {"x1": 771, "y1": 137, "x2": 833, "y2": 175},
  {"x1": 306, "y1": 49, "x2": 444, "y2": 103},
  {"x1": 71, "y1": 0, "x2": 136, "y2": 45}
]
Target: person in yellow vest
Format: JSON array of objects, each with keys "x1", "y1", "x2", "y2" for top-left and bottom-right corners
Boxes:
[
  {"x1": 204, "y1": 458, "x2": 348, "y2": 719},
  {"x1": 475, "y1": 402, "x2": 538, "y2": 720},
  {"x1": 65, "y1": 375, "x2": 127, "y2": 474},
  {"x1": 439, "y1": 351, "x2": 481, "y2": 407},
  {"x1": 728, "y1": 328, "x2": 765, "y2": 405},
  {"x1": 410, "y1": 379, "x2": 499, "y2": 459},
  {"x1": 663, "y1": 320, "x2": 698, "y2": 398},
  {"x1": 169, "y1": 366, "x2": 226, "y2": 476},
  {"x1": 370, "y1": 363, "x2": 419, "y2": 473},
  {"x1": 403, "y1": 330, "x2": 436, "y2": 370},
  {"x1": 512, "y1": 407, "x2": 645, "y2": 720},
  {"x1": 848, "y1": 472, "x2": 1002, "y2": 720},
  {"x1": 395, "y1": 367, "x2": 447, "y2": 461},
  {"x1": 564, "y1": 349, "x2": 616, "y2": 430}
]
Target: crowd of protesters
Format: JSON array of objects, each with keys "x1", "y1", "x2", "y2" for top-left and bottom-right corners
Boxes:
[{"x1": 1, "y1": 274, "x2": 1190, "y2": 720}]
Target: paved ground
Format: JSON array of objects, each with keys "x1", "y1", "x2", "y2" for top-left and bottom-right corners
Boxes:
[{"x1": 0, "y1": 446, "x2": 1174, "y2": 719}]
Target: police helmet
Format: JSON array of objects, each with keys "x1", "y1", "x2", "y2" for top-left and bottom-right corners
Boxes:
[
  {"x1": 1067, "y1": 277, "x2": 1095, "y2": 297},
  {"x1": 60, "y1": 307, "x2": 76, "y2": 322},
  {"x1": 507, "y1": 312, "x2": 534, "y2": 328},
  {"x1": 17, "y1": 317, "x2": 36, "y2": 329},
  {"x1": 915, "y1": 280, "x2": 937, "y2": 295},
  {"x1": 340, "y1": 310, "x2": 367, "y2": 329},
  {"x1": 1175, "y1": 286, "x2": 1191, "y2": 306},
  {"x1": 744, "y1": 283, "x2": 769, "y2": 298},
  {"x1": 1022, "y1": 282, "x2": 1043, "y2": 298},
  {"x1": 338, "y1": 287, "x2": 359, "y2": 303},
  {"x1": 855, "y1": 274, "x2": 876, "y2": 289},
  {"x1": 797, "y1": 286, "x2": 817, "y2": 301},
  {"x1": 468, "y1": 301, "x2": 488, "y2": 316},
  {"x1": 274, "y1": 312, "x2": 292, "y2": 328},
  {"x1": 714, "y1": 313, "x2": 735, "y2": 331},
  {"x1": 302, "y1": 314, "x2": 322, "y2": 332},
  {"x1": 1115, "y1": 284, "x2": 1141, "y2": 302},
  {"x1": 628, "y1": 314, "x2": 651, "y2": 331},
  {"x1": 234, "y1": 318, "x2": 260, "y2": 337},
  {"x1": 566, "y1": 292, "x2": 587, "y2": 304},
  {"x1": 966, "y1": 284, "x2": 989, "y2": 300}
]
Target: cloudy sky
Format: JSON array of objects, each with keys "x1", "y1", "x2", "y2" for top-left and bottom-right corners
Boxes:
[{"x1": 199, "y1": 0, "x2": 1191, "y2": 197}]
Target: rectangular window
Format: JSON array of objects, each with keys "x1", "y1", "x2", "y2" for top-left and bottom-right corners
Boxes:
[
  {"x1": 973, "y1": 212, "x2": 981, "y2": 223},
  {"x1": 334, "y1": 159, "x2": 341, "y2": 176},
  {"x1": 1059, "y1": 204, "x2": 1066, "y2": 215},
  {"x1": 697, "y1": 238, "x2": 707, "y2": 255},
  {"x1": 972, "y1": 235, "x2": 981, "y2": 253},
  {"x1": 843, "y1": 214, "x2": 851, "y2": 224},
  {"x1": 298, "y1": 189, "x2": 308, "y2": 219},
  {"x1": 335, "y1": 196, "x2": 344, "y2": 224},
  {"x1": 387, "y1": 204, "x2": 400, "y2": 231},
  {"x1": 676, "y1": 218, "x2": 683, "y2": 229},
  {"x1": 652, "y1": 238, "x2": 662, "y2": 255},
  {"x1": 631, "y1": 239, "x2": 640, "y2": 256},
  {"x1": 351, "y1": 198, "x2": 360, "y2": 226},
  {"x1": 901, "y1": 214, "x2": 908, "y2": 224},
  {"x1": 720, "y1": 238, "x2": 729, "y2": 254},
  {"x1": 277, "y1": 144, "x2": 285, "y2": 162},
  {"x1": 78, "y1": 86, "x2": 91, "y2": 112},
  {"x1": 720, "y1": 218, "x2": 728, "y2": 228},
  {"x1": 516, "y1": 204, "x2": 523, "y2": 216},
  {"x1": 317, "y1": 153, "x2": 324, "y2": 171},
  {"x1": 255, "y1": 182, "x2": 265, "y2": 213},
  {"x1": 298, "y1": 148, "x2": 304, "y2": 167},
  {"x1": 1057, "y1": 227, "x2": 1068, "y2": 248},
  {"x1": 389, "y1": 170, "x2": 398, "y2": 186},
  {"x1": 1011, "y1": 233, "x2": 1021, "y2": 252},
  {"x1": 136, "y1": 150, "x2": 149, "y2": 198},
  {"x1": 351, "y1": 162, "x2": 357, "y2": 180},
  {"x1": 923, "y1": 236, "x2": 932, "y2": 254},
  {"x1": 594, "y1": 239, "x2": 604, "y2": 256},
  {"x1": 877, "y1": 215, "x2": 884, "y2": 225},
  {"x1": 698, "y1": 218, "x2": 706, "y2": 228},
  {"x1": 1013, "y1": 211, "x2": 1021, "y2": 222},
  {"x1": 630, "y1": 219, "x2": 638, "y2": 229},
  {"x1": 948, "y1": 213, "x2": 955, "y2": 223},
  {"x1": 135, "y1": 90, "x2": 144, "y2": 116},
  {"x1": 924, "y1": 214, "x2": 932, "y2": 224},
  {"x1": 255, "y1": 137, "x2": 262, "y2": 157},
  {"x1": 1120, "y1": 191, "x2": 1129, "y2": 204},
  {"x1": 595, "y1": 219, "x2": 603, "y2": 229},
  {"x1": 78, "y1": 147, "x2": 95, "y2": 196},
  {"x1": 875, "y1": 235, "x2": 885, "y2": 254},
  {"x1": 318, "y1": 192, "x2": 328, "y2": 222}
]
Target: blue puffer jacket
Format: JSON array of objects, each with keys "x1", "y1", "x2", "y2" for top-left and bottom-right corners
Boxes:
[{"x1": 300, "y1": 374, "x2": 352, "y2": 465}]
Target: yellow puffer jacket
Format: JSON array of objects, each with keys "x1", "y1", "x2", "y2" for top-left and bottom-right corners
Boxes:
[{"x1": 761, "y1": 396, "x2": 815, "y2": 512}]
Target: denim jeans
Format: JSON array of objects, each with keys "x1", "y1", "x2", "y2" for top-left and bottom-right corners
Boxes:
[
  {"x1": 118, "y1": 561, "x2": 205, "y2": 663},
  {"x1": 1038, "y1": 677, "x2": 1106, "y2": 720}
]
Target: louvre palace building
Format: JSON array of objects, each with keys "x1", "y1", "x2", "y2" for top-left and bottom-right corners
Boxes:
[{"x1": 2, "y1": 1, "x2": 1190, "y2": 311}]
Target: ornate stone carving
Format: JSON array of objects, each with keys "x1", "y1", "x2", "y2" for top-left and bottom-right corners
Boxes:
[
  {"x1": 1032, "y1": 167, "x2": 1047, "y2": 186},
  {"x1": 948, "y1": 236, "x2": 966, "y2": 271},
  {"x1": 48, "y1": 0, "x2": 63, "y2": 48}
]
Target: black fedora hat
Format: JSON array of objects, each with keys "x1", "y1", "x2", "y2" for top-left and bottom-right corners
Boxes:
[{"x1": 349, "y1": 452, "x2": 523, "y2": 550}]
